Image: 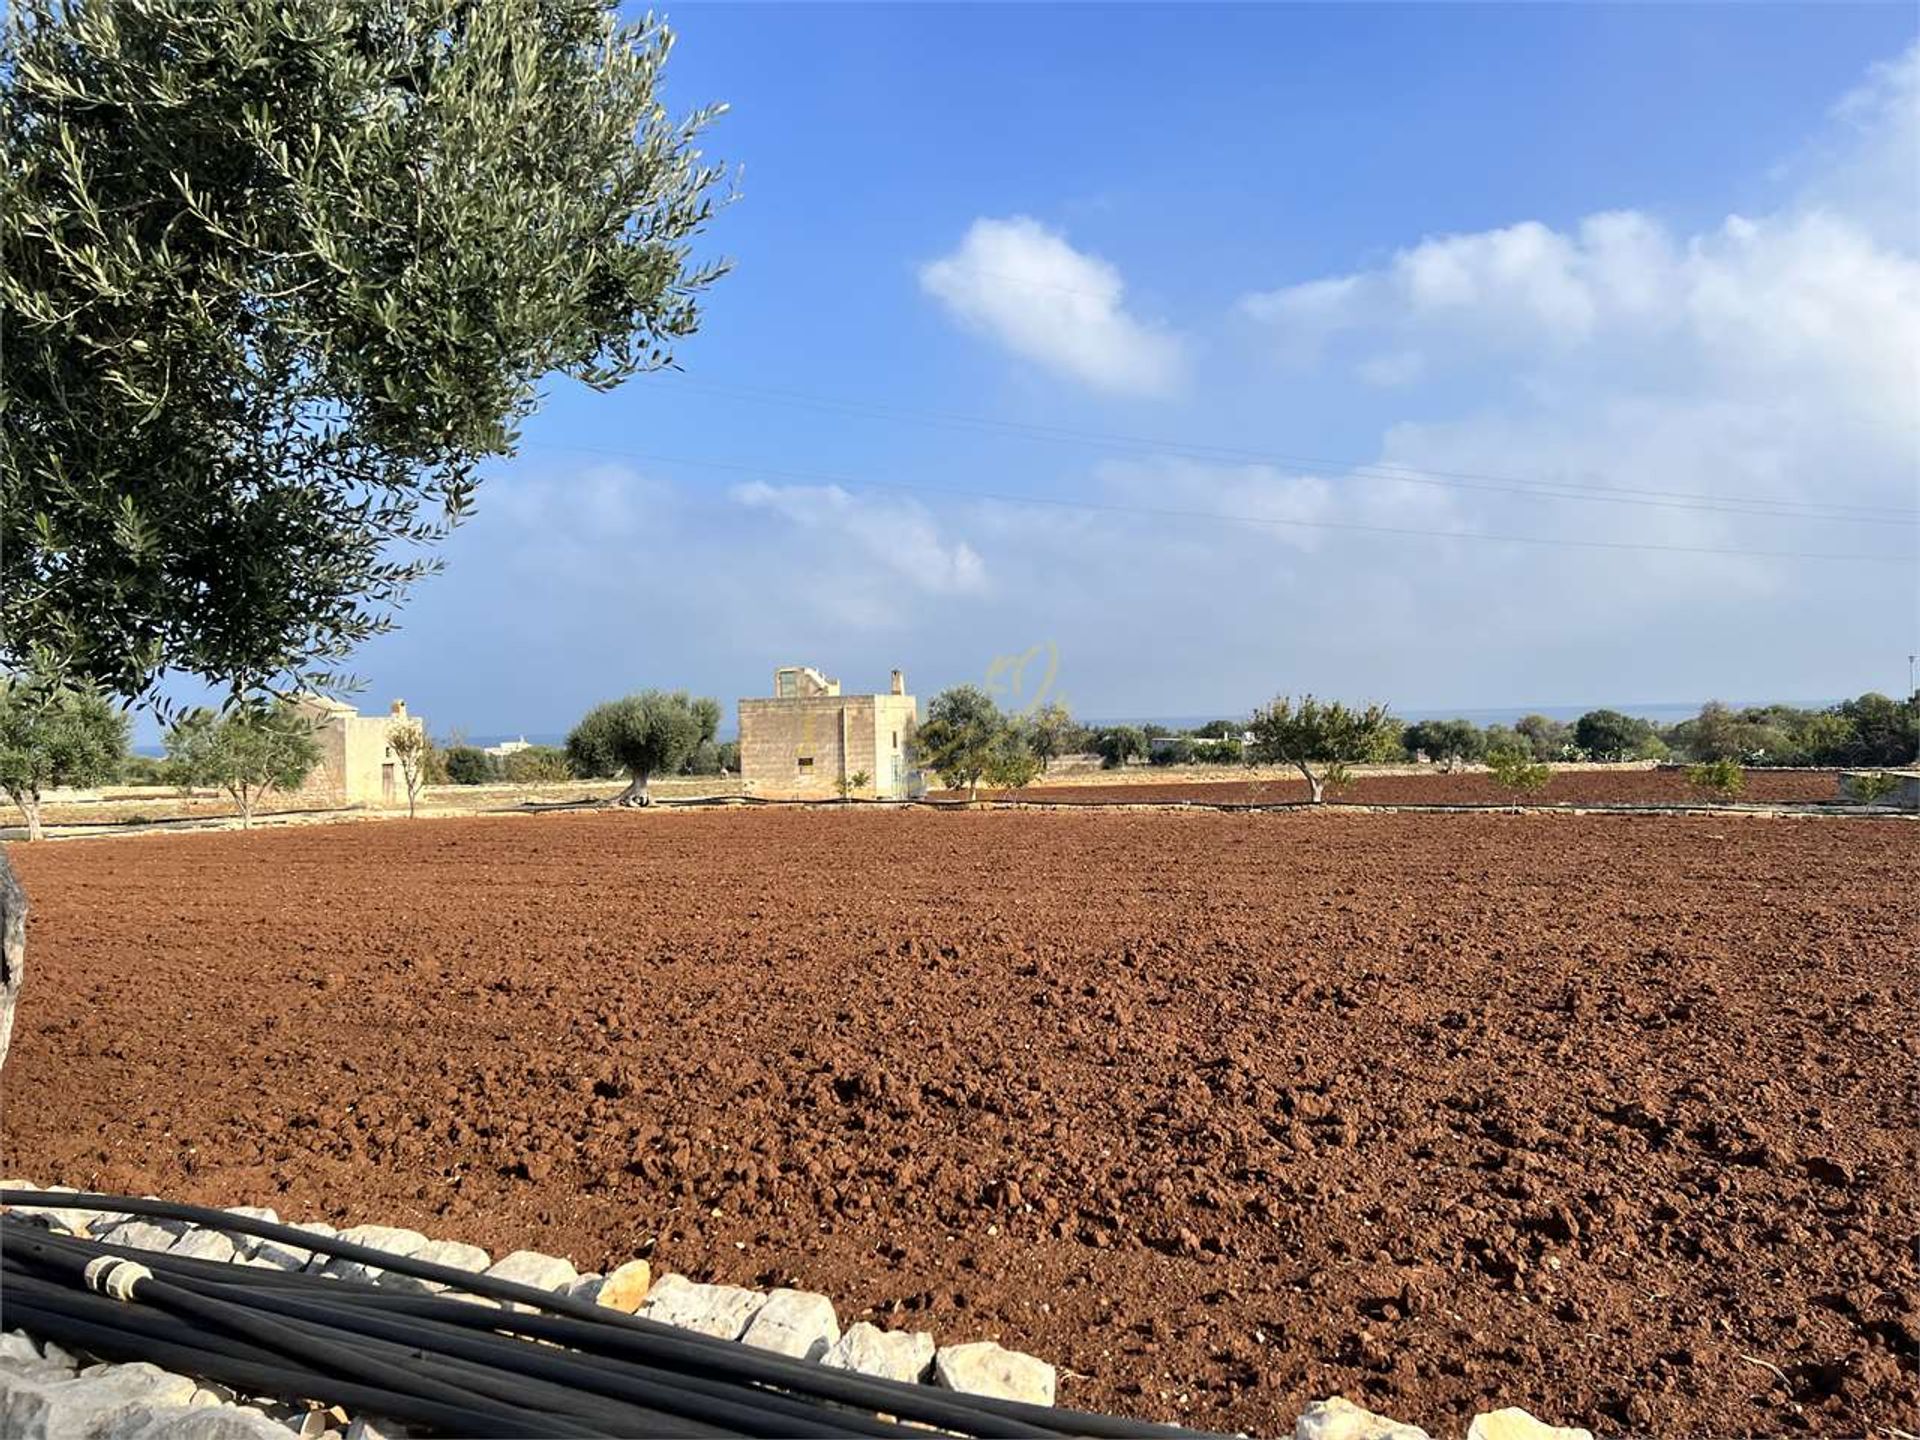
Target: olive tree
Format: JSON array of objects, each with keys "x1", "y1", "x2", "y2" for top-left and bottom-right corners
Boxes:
[
  {"x1": 567, "y1": 691, "x2": 716, "y2": 806},
  {"x1": 1247, "y1": 694, "x2": 1399, "y2": 804},
  {"x1": 982, "y1": 724, "x2": 1043, "y2": 799},
  {"x1": 916, "y1": 686, "x2": 1006, "y2": 801},
  {"x1": 165, "y1": 706, "x2": 322, "y2": 827},
  {"x1": 0, "y1": 681, "x2": 130, "y2": 840},
  {"x1": 1485, "y1": 745, "x2": 1552, "y2": 797},
  {"x1": 1026, "y1": 701, "x2": 1078, "y2": 773},
  {"x1": 0, "y1": 0, "x2": 729, "y2": 1068}
]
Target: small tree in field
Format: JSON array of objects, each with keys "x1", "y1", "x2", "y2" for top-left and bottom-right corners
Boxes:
[
  {"x1": 917, "y1": 686, "x2": 1005, "y2": 801},
  {"x1": 1685, "y1": 758, "x2": 1745, "y2": 800},
  {"x1": 567, "y1": 690, "x2": 714, "y2": 806},
  {"x1": 836, "y1": 769, "x2": 872, "y2": 801},
  {"x1": 387, "y1": 723, "x2": 428, "y2": 818},
  {"x1": 165, "y1": 707, "x2": 321, "y2": 827},
  {"x1": 0, "y1": 681, "x2": 130, "y2": 840},
  {"x1": 1486, "y1": 744, "x2": 1552, "y2": 799},
  {"x1": 1844, "y1": 771, "x2": 1903, "y2": 806},
  {"x1": 1027, "y1": 701, "x2": 1077, "y2": 773},
  {"x1": 1247, "y1": 694, "x2": 1399, "y2": 804}
]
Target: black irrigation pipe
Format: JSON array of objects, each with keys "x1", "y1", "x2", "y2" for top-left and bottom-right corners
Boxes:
[
  {"x1": 5, "y1": 1229, "x2": 928, "y2": 1439},
  {"x1": 1, "y1": 1193, "x2": 1226, "y2": 1439}
]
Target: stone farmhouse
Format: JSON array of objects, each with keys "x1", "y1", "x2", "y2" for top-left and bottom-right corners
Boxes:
[
  {"x1": 290, "y1": 696, "x2": 424, "y2": 808},
  {"x1": 738, "y1": 666, "x2": 919, "y2": 800}
]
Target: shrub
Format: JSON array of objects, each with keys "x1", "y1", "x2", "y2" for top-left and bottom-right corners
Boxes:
[
  {"x1": 501, "y1": 745, "x2": 573, "y2": 785},
  {"x1": 1402, "y1": 718, "x2": 1484, "y2": 765},
  {"x1": 1844, "y1": 771, "x2": 1903, "y2": 805},
  {"x1": 1190, "y1": 738, "x2": 1242, "y2": 764},
  {"x1": 1486, "y1": 746, "x2": 1552, "y2": 796},
  {"x1": 836, "y1": 768, "x2": 871, "y2": 801},
  {"x1": 1574, "y1": 709, "x2": 1661, "y2": 761},
  {"x1": 1685, "y1": 758, "x2": 1746, "y2": 799},
  {"x1": 1094, "y1": 726, "x2": 1148, "y2": 769},
  {"x1": 442, "y1": 746, "x2": 495, "y2": 785},
  {"x1": 1149, "y1": 736, "x2": 1195, "y2": 767}
]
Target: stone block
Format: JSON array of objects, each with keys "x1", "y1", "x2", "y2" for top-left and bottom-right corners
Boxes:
[
  {"x1": 482, "y1": 1250, "x2": 579, "y2": 1307},
  {"x1": 95, "y1": 1223, "x2": 180, "y2": 1255},
  {"x1": 1466, "y1": 1408, "x2": 1594, "y2": 1440},
  {"x1": 932, "y1": 1341, "x2": 1056, "y2": 1406},
  {"x1": 739, "y1": 1289, "x2": 840, "y2": 1361},
  {"x1": 585, "y1": 1260, "x2": 652, "y2": 1313},
  {"x1": 218, "y1": 1208, "x2": 280, "y2": 1261},
  {"x1": 102, "y1": 1404, "x2": 293, "y2": 1440},
  {"x1": 1295, "y1": 1396, "x2": 1433, "y2": 1440},
  {"x1": 1, "y1": 1363, "x2": 200, "y2": 1440},
  {"x1": 167, "y1": 1231, "x2": 237, "y2": 1264},
  {"x1": 315, "y1": 1226, "x2": 429, "y2": 1284},
  {"x1": 249, "y1": 1224, "x2": 335, "y2": 1273},
  {"x1": 822, "y1": 1322, "x2": 935, "y2": 1382},
  {"x1": 635, "y1": 1273, "x2": 766, "y2": 1340},
  {"x1": 373, "y1": 1239, "x2": 491, "y2": 1296}
]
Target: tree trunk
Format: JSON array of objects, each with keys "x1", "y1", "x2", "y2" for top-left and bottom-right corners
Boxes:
[
  {"x1": 613, "y1": 772, "x2": 652, "y2": 807},
  {"x1": 0, "y1": 847, "x2": 26, "y2": 1074},
  {"x1": 1300, "y1": 763, "x2": 1325, "y2": 804},
  {"x1": 22, "y1": 797, "x2": 43, "y2": 843}
]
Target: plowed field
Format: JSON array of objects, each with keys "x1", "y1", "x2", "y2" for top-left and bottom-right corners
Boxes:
[{"x1": 3, "y1": 809, "x2": 1913, "y2": 1437}]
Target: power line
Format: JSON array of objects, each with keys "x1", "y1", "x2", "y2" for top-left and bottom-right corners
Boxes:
[
  {"x1": 647, "y1": 376, "x2": 1919, "y2": 524},
  {"x1": 517, "y1": 439, "x2": 1915, "y2": 565}
]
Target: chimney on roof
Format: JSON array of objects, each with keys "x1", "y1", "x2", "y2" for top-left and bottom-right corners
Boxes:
[
  {"x1": 890, "y1": 669, "x2": 904, "y2": 696},
  {"x1": 390, "y1": 699, "x2": 407, "y2": 717}
]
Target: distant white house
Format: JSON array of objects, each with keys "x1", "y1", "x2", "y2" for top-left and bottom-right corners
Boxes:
[{"x1": 483, "y1": 737, "x2": 533, "y2": 760}]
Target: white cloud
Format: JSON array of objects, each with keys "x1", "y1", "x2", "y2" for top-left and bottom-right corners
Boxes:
[
  {"x1": 919, "y1": 216, "x2": 1186, "y2": 396},
  {"x1": 729, "y1": 481, "x2": 987, "y2": 628}
]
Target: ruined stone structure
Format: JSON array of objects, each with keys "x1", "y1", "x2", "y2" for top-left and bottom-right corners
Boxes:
[
  {"x1": 739, "y1": 667, "x2": 919, "y2": 800},
  {"x1": 290, "y1": 696, "x2": 424, "y2": 809}
]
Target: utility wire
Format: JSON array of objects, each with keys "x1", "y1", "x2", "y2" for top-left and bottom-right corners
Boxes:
[
  {"x1": 517, "y1": 440, "x2": 1915, "y2": 566},
  {"x1": 645, "y1": 376, "x2": 1919, "y2": 524}
]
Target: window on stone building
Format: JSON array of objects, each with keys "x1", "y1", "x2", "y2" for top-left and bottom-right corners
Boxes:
[{"x1": 797, "y1": 756, "x2": 813, "y2": 772}]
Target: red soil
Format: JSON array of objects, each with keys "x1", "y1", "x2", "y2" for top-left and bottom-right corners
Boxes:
[
  {"x1": 964, "y1": 768, "x2": 1842, "y2": 807},
  {"x1": 3, "y1": 809, "x2": 1913, "y2": 1437}
]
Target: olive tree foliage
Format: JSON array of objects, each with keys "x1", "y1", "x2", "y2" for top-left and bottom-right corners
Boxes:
[
  {"x1": 1025, "y1": 701, "x2": 1078, "y2": 773},
  {"x1": 982, "y1": 723, "x2": 1043, "y2": 797},
  {"x1": 567, "y1": 690, "x2": 716, "y2": 806},
  {"x1": 0, "y1": 0, "x2": 729, "y2": 1070},
  {"x1": 164, "y1": 705, "x2": 322, "y2": 827},
  {"x1": 0, "y1": 0, "x2": 730, "y2": 703},
  {"x1": 916, "y1": 686, "x2": 1007, "y2": 801},
  {"x1": 1247, "y1": 694, "x2": 1399, "y2": 804},
  {"x1": 0, "y1": 680, "x2": 129, "y2": 839}
]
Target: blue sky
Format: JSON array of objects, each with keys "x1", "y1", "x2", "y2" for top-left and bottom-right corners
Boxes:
[{"x1": 216, "y1": 3, "x2": 1919, "y2": 742}]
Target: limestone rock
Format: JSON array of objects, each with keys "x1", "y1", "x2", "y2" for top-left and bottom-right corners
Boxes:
[
  {"x1": 102, "y1": 1403, "x2": 293, "y2": 1439},
  {"x1": 932, "y1": 1341, "x2": 1056, "y2": 1406},
  {"x1": 4, "y1": 1184, "x2": 125, "y2": 1238},
  {"x1": 739, "y1": 1289, "x2": 839, "y2": 1361},
  {"x1": 248, "y1": 1223, "x2": 335, "y2": 1273},
  {"x1": 373, "y1": 1239, "x2": 491, "y2": 1296},
  {"x1": 593, "y1": 1260, "x2": 652, "y2": 1313},
  {"x1": 315, "y1": 1226, "x2": 429, "y2": 1284},
  {"x1": 483, "y1": 1250, "x2": 579, "y2": 1308},
  {"x1": 1295, "y1": 1396, "x2": 1433, "y2": 1440},
  {"x1": 96, "y1": 1223, "x2": 181, "y2": 1255},
  {"x1": 0, "y1": 1333, "x2": 69, "y2": 1381},
  {"x1": 167, "y1": 1230, "x2": 237, "y2": 1264},
  {"x1": 344, "y1": 1418, "x2": 415, "y2": 1440},
  {"x1": 218, "y1": 1208, "x2": 281, "y2": 1261},
  {"x1": 1, "y1": 1362, "x2": 200, "y2": 1440},
  {"x1": 636, "y1": 1273, "x2": 766, "y2": 1340},
  {"x1": 823, "y1": 1322, "x2": 936, "y2": 1383},
  {"x1": 1466, "y1": 1408, "x2": 1594, "y2": 1440}
]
